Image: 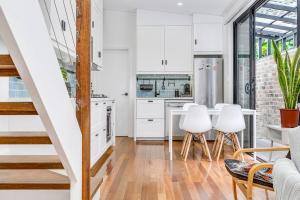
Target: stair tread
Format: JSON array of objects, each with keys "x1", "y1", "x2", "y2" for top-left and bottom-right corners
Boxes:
[
  {"x1": 0, "y1": 155, "x2": 63, "y2": 169},
  {"x1": 0, "y1": 102, "x2": 37, "y2": 115},
  {"x1": 0, "y1": 132, "x2": 51, "y2": 144},
  {"x1": 0, "y1": 55, "x2": 19, "y2": 76},
  {"x1": 0, "y1": 170, "x2": 70, "y2": 189}
]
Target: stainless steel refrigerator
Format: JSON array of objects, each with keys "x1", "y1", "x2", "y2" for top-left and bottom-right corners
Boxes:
[{"x1": 194, "y1": 55, "x2": 224, "y2": 139}]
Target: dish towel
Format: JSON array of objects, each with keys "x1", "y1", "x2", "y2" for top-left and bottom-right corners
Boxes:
[{"x1": 273, "y1": 158, "x2": 300, "y2": 200}]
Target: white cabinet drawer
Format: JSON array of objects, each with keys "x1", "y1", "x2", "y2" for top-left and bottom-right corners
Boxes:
[
  {"x1": 91, "y1": 101, "x2": 106, "y2": 130},
  {"x1": 136, "y1": 119, "x2": 164, "y2": 138},
  {"x1": 137, "y1": 100, "x2": 164, "y2": 118}
]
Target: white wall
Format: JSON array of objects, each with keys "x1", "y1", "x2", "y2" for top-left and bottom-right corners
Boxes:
[{"x1": 92, "y1": 10, "x2": 136, "y2": 138}]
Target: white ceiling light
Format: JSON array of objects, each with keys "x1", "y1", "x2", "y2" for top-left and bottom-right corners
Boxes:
[{"x1": 177, "y1": 2, "x2": 183, "y2": 6}]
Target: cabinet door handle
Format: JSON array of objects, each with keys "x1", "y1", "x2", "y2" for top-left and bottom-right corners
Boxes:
[
  {"x1": 165, "y1": 60, "x2": 168, "y2": 65},
  {"x1": 161, "y1": 60, "x2": 164, "y2": 65},
  {"x1": 61, "y1": 20, "x2": 66, "y2": 31},
  {"x1": 147, "y1": 119, "x2": 154, "y2": 122},
  {"x1": 95, "y1": 103, "x2": 99, "y2": 106},
  {"x1": 195, "y1": 39, "x2": 197, "y2": 45},
  {"x1": 95, "y1": 134, "x2": 99, "y2": 137},
  {"x1": 148, "y1": 100, "x2": 153, "y2": 103},
  {"x1": 103, "y1": 102, "x2": 106, "y2": 105},
  {"x1": 98, "y1": 51, "x2": 101, "y2": 58}
]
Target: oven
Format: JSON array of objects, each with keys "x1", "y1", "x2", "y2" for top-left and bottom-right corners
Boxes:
[{"x1": 106, "y1": 106, "x2": 112, "y2": 143}]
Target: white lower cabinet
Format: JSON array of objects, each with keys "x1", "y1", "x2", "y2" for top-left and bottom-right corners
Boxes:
[
  {"x1": 91, "y1": 129, "x2": 101, "y2": 165},
  {"x1": 136, "y1": 119, "x2": 164, "y2": 138},
  {"x1": 136, "y1": 100, "x2": 164, "y2": 118},
  {"x1": 136, "y1": 99, "x2": 165, "y2": 139}
]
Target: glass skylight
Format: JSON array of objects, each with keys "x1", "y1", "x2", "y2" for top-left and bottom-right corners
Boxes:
[{"x1": 255, "y1": 0, "x2": 297, "y2": 39}]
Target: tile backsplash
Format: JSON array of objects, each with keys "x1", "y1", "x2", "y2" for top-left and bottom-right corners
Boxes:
[
  {"x1": 8, "y1": 70, "x2": 76, "y2": 98},
  {"x1": 9, "y1": 77, "x2": 30, "y2": 98},
  {"x1": 136, "y1": 74, "x2": 192, "y2": 98}
]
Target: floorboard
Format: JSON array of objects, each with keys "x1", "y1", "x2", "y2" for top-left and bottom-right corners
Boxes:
[{"x1": 100, "y1": 137, "x2": 275, "y2": 200}]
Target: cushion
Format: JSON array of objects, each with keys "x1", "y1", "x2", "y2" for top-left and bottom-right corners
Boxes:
[
  {"x1": 288, "y1": 127, "x2": 300, "y2": 172},
  {"x1": 224, "y1": 159, "x2": 273, "y2": 188},
  {"x1": 273, "y1": 158, "x2": 300, "y2": 200}
]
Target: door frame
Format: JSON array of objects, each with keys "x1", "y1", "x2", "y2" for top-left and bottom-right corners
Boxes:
[{"x1": 233, "y1": 0, "x2": 267, "y2": 148}]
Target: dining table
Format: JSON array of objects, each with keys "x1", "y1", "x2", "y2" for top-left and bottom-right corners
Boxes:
[{"x1": 168, "y1": 108, "x2": 257, "y2": 160}]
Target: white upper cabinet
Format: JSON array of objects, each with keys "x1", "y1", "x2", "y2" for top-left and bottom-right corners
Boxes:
[
  {"x1": 137, "y1": 26, "x2": 165, "y2": 72},
  {"x1": 91, "y1": 0, "x2": 103, "y2": 68},
  {"x1": 193, "y1": 14, "x2": 224, "y2": 54},
  {"x1": 194, "y1": 23, "x2": 223, "y2": 53},
  {"x1": 137, "y1": 26, "x2": 192, "y2": 73},
  {"x1": 48, "y1": 0, "x2": 76, "y2": 55},
  {"x1": 164, "y1": 26, "x2": 192, "y2": 72}
]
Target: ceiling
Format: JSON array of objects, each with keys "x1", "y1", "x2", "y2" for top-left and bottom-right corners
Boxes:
[{"x1": 103, "y1": 0, "x2": 238, "y2": 16}]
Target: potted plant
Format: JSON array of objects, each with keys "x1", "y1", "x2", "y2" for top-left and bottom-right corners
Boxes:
[{"x1": 272, "y1": 40, "x2": 300, "y2": 128}]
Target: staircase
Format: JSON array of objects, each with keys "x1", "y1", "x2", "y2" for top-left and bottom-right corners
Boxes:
[
  {"x1": 0, "y1": 54, "x2": 71, "y2": 197},
  {"x1": 0, "y1": 0, "x2": 82, "y2": 199}
]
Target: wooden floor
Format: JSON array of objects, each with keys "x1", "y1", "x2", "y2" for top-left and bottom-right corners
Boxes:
[{"x1": 100, "y1": 137, "x2": 275, "y2": 200}]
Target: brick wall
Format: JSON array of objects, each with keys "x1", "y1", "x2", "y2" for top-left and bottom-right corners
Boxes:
[{"x1": 255, "y1": 49, "x2": 295, "y2": 138}]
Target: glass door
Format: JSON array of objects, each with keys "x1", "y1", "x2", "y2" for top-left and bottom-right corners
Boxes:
[{"x1": 234, "y1": 12, "x2": 255, "y2": 148}]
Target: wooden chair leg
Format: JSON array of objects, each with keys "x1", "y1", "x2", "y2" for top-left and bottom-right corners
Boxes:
[
  {"x1": 214, "y1": 132, "x2": 223, "y2": 157},
  {"x1": 232, "y1": 179, "x2": 238, "y2": 200},
  {"x1": 184, "y1": 134, "x2": 192, "y2": 161},
  {"x1": 213, "y1": 132, "x2": 222, "y2": 157},
  {"x1": 212, "y1": 131, "x2": 220, "y2": 154},
  {"x1": 202, "y1": 134, "x2": 212, "y2": 162},
  {"x1": 181, "y1": 132, "x2": 188, "y2": 156},
  {"x1": 233, "y1": 133, "x2": 244, "y2": 160},
  {"x1": 230, "y1": 133, "x2": 236, "y2": 152},
  {"x1": 216, "y1": 134, "x2": 224, "y2": 161}
]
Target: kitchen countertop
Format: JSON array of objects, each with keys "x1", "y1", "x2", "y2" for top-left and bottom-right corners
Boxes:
[
  {"x1": 91, "y1": 98, "x2": 115, "y2": 102},
  {"x1": 136, "y1": 97, "x2": 194, "y2": 101}
]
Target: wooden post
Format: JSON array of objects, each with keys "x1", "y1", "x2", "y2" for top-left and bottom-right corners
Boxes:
[{"x1": 76, "y1": 0, "x2": 91, "y2": 199}]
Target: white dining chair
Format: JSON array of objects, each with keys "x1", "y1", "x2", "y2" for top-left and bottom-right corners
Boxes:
[
  {"x1": 179, "y1": 103, "x2": 198, "y2": 156},
  {"x1": 213, "y1": 104, "x2": 246, "y2": 161},
  {"x1": 212, "y1": 103, "x2": 231, "y2": 128},
  {"x1": 181, "y1": 105, "x2": 212, "y2": 161}
]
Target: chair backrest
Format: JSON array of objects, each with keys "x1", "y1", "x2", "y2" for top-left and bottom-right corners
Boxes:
[
  {"x1": 179, "y1": 103, "x2": 198, "y2": 129},
  {"x1": 215, "y1": 104, "x2": 246, "y2": 133},
  {"x1": 212, "y1": 103, "x2": 231, "y2": 127},
  {"x1": 214, "y1": 103, "x2": 230, "y2": 110},
  {"x1": 182, "y1": 105, "x2": 212, "y2": 133}
]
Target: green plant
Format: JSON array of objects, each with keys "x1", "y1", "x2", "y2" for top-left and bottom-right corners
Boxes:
[
  {"x1": 60, "y1": 67, "x2": 68, "y2": 82},
  {"x1": 272, "y1": 40, "x2": 300, "y2": 109}
]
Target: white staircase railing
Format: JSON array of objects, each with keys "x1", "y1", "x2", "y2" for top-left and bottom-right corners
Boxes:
[{"x1": 0, "y1": 0, "x2": 82, "y2": 199}]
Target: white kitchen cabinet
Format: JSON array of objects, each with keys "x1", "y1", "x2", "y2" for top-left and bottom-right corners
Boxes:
[
  {"x1": 136, "y1": 119, "x2": 164, "y2": 138},
  {"x1": 91, "y1": 101, "x2": 106, "y2": 131},
  {"x1": 136, "y1": 99, "x2": 165, "y2": 139},
  {"x1": 164, "y1": 26, "x2": 192, "y2": 72},
  {"x1": 137, "y1": 26, "x2": 165, "y2": 72},
  {"x1": 48, "y1": 0, "x2": 76, "y2": 55},
  {"x1": 137, "y1": 26, "x2": 192, "y2": 73},
  {"x1": 194, "y1": 23, "x2": 223, "y2": 53},
  {"x1": 136, "y1": 100, "x2": 164, "y2": 118},
  {"x1": 91, "y1": 0, "x2": 103, "y2": 68}
]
